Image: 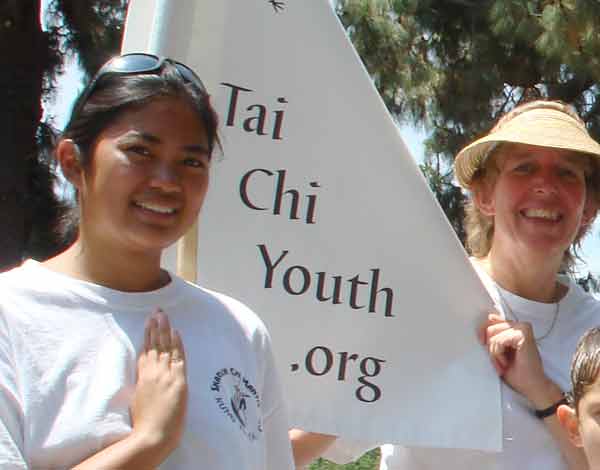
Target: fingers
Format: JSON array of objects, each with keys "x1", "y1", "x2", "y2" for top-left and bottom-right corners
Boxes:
[
  {"x1": 484, "y1": 321, "x2": 513, "y2": 342},
  {"x1": 142, "y1": 309, "x2": 185, "y2": 367},
  {"x1": 170, "y1": 329, "x2": 186, "y2": 371},
  {"x1": 144, "y1": 315, "x2": 159, "y2": 354},
  {"x1": 487, "y1": 312, "x2": 504, "y2": 323},
  {"x1": 489, "y1": 328, "x2": 525, "y2": 356},
  {"x1": 156, "y1": 310, "x2": 172, "y2": 353},
  {"x1": 478, "y1": 311, "x2": 507, "y2": 345},
  {"x1": 144, "y1": 309, "x2": 172, "y2": 353},
  {"x1": 479, "y1": 310, "x2": 530, "y2": 377},
  {"x1": 488, "y1": 327, "x2": 526, "y2": 375}
]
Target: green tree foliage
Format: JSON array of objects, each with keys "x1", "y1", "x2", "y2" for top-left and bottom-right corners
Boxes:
[
  {"x1": 337, "y1": 0, "x2": 600, "y2": 158},
  {"x1": 46, "y1": 1, "x2": 128, "y2": 81},
  {"x1": 0, "y1": 1, "x2": 127, "y2": 270},
  {"x1": 336, "y1": 0, "x2": 600, "y2": 277},
  {"x1": 310, "y1": 448, "x2": 380, "y2": 470},
  {"x1": 420, "y1": 156, "x2": 466, "y2": 243}
]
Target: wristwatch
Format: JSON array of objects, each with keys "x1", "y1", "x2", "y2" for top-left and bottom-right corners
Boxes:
[{"x1": 534, "y1": 394, "x2": 569, "y2": 419}]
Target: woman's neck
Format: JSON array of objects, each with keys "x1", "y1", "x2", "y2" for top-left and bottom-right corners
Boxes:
[
  {"x1": 44, "y1": 239, "x2": 169, "y2": 292},
  {"x1": 479, "y1": 246, "x2": 566, "y2": 303}
]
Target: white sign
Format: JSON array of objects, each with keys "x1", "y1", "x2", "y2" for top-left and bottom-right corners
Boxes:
[{"x1": 123, "y1": 0, "x2": 501, "y2": 451}]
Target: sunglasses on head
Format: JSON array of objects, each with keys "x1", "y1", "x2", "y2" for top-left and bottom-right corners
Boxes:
[{"x1": 71, "y1": 53, "x2": 207, "y2": 118}]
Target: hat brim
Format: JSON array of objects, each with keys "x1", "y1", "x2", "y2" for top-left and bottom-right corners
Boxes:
[{"x1": 454, "y1": 108, "x2": 600, "y2": 189}]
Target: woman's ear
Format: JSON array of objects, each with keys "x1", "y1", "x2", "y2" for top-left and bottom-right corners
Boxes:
[
  {"x1": 557, "y1": 403, "x2": 583, "y2": 448},
  {"x1": 55, "y1": 139, "x2": 84, "y2": 189},
  {"x1": 472, "y1": 180, "x2": 496, "y2": 217}
]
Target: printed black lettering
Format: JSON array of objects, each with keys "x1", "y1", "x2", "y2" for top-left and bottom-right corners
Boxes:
[{"x1": 257, "y1": 244, "x2": 289, "y2": 288}]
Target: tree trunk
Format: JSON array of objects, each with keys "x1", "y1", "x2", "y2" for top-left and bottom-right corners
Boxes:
[{"x1": 0, "y1": 0, "x2": 48, "y2": 270}]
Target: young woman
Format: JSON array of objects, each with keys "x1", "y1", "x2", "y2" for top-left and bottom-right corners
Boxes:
[
  {"x1": 0, "y1": 53, "x2": 293, "y2": 470},
  {"x1": 293, "y1": 100, "x2": 600, "y2": 469}
]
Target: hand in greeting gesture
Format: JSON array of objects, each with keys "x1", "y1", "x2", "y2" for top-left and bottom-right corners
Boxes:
[
  {"x1": 130, "y1": 309, "x2": 188, "y2": 461},
  {"x1": 74, "y1": 310, "x2": 188, "y2": 469}
]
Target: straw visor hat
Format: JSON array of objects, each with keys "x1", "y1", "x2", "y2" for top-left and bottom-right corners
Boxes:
[{"x1": 454, "y1": 102, "x2": 600, "y2": 189}]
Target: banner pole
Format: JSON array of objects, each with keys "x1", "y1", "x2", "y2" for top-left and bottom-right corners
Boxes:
[{"x1": 176, "y1": 220, "x2": 198, "y2": 282}]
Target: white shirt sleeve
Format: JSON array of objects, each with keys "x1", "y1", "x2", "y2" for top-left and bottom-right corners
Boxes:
[
  {"x1": 0, "y1": 311, "x2": 27, "y2": 468},
  {"x1": 263, "y1": 400, "x2": 294, "y2": 470},
  {"x1": 260, "y1": 333, "x2": 294, "y2": 470}
]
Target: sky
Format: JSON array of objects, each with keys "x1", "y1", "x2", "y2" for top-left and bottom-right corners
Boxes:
[{"x1": 43, "y1": 2, "x2": 600, "y2": 280}]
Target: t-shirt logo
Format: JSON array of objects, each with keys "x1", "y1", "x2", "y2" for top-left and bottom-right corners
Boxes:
[{"x1": 210, "y1": 367, "x2": 263, "y2": 441}]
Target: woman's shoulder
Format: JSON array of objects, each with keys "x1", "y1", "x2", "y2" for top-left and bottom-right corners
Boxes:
[
  {"x1": 0, "y1": 260, "x2": 73, "y2": 335},
  {"x1": 0, "y1": 260, "x2": 47, "y2": 296},
  {"x1": 174, "y1": 277, "x2": 271, "y2": 341},
  {"x1": 561, "y1": 274, "x2": 595, "y2": 298},
  {"x1": 560, "y1": 274, "x2": 600, "y2": 316}
]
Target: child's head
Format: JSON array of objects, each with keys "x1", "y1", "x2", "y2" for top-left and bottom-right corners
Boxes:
[{"x1": 557, "y1": 327, "x2": 600, "y2": 467}]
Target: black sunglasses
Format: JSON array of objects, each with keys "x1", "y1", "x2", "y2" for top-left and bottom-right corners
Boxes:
[{"x1": 71, "y1": 53, "x2": 207, "y2": 118}]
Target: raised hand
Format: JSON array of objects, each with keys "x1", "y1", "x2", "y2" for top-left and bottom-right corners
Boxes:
[
  {"x1": 479, "y1": 312, "x2": 553, "y2": 403},
  {"x1": 73, "y1": 310, "x2": 188, "y2": 469},
  {"x1": 130, "y1": 309, "x2": 188, "y2": 460}
]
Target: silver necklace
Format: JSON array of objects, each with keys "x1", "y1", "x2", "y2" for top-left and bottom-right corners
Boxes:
[{"x1": 496, "y1": 288, "x2": 560, "y2": 342}]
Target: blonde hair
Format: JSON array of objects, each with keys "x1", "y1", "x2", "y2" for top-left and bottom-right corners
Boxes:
[{"x1": 463, "y1": 100, "x2": 600, "y2": 272}]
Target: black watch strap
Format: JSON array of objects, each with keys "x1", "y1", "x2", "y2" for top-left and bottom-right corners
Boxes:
[{"x1": 534, "y1": 395, "x2": 569, "y2": 419}]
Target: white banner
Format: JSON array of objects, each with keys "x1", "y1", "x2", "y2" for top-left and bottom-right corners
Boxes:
[{"x1": 123, "y1": 0, "x2": 501, "y2": 451}]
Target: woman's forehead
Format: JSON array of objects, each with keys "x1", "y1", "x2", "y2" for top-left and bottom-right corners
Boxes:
[
  {"x1": 100, "y1": 97, "x2": 208, "y2": 141},
  {"x1": 495, "y1": 143, "x2": 591, "y2": 168}
]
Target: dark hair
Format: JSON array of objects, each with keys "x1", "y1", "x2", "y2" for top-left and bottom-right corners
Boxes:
[
  {"x1": 570, "y1": 327, "x2": 600, "y2": 412},
  {"x1": 57, "y1": 59, "x2": 220, "y2": 244},
  {"x1": 63, "y1": 60, "x2": 220, "y2": 167},
  {"x1": 16, "y1": 123, "x2": 75, "y2": 262}
]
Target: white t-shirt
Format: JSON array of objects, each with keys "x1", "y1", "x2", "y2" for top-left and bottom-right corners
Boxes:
[
  {"x1": 0, "y1": 260, "x2": 294, "y2": 470},
  {"x1": 324, "y1": 265, "x2": 600, "y2": 469}
]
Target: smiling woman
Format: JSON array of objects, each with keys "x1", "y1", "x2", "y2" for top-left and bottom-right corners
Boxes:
[
  {"x1": 293, "y1": 101, "x2": 600, "y2": 470},
  {"x1": 57, "y1": 98, "x2": 211, "y2": 278},
  {"x1": 372, "y1": 100, "x2": 600, "y2": 470},
  {"x1": 0, "y1": 53, "x2": 294, "y2": 470},
  {"x1": 467, "y1": 143, "x2": 594, "y2": 270}
]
